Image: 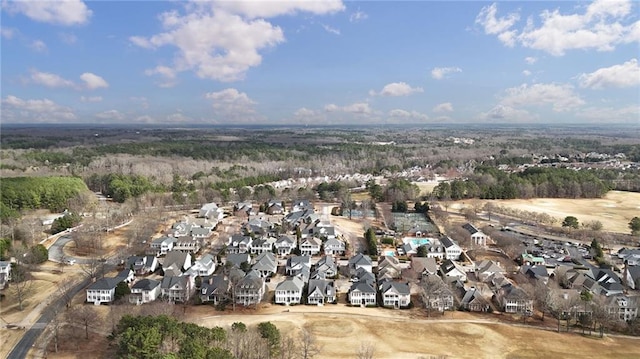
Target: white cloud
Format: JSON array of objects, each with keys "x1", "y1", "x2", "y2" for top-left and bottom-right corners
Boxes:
[
  {"x1": 29, "y1": 39, "x2": 47, "y2": 52},
  {"x1": 431, "y1": 66, "x2": 462, "y2": 80},
  {"x1": 372, "y1": 82, "x2": 424, "y2": 97},
  {"x1": 1, "y1": 27, "x2": 16, "y2": 39},
  {"x1": 294, "y1": 107, "x2": 315, "y2": 117},
  {"x1": 479, "y1": 105, "x2": 535, "y2": 122},
  {"x1": 388, "y1": 109, "x2": 428, "y2": 121},
  {"x1": 95, "y1": 110, "x2": 125, "y2": 121},
  {"x1": 167, "y1": 113, "x2": 191, "y2": 123},
  {"x1": 475, "y1": 3, "x2": 520, "y2": 46},
  {"x1": 130, "y1": 96, "x2": 149, "y2": 109},
  {"x1": 80, "y1": 72, "x2": 109, "y2": 90},
  {"x1": 324, "y1": 102, "x2": 371, "y2": 115},
  {"x1": 80, "y1": 96, "x2": 102, "y2": 102},
  {"x1": 578, "y1": 58, "x2": 640, "y2": 89},
  {"x1": 131, "y1": 2, "x2": 344, "y2": 82},
  {"x1": 2, "y1": 95, "x2": 76, "y2": 122},
  {"x1": 59, "y1": 32, "x2": 77, "y2": 44},
  {"x1": 210, "y1": 0, "x2": 344, "y2": 19},
  {"x1": 477, "y1": 1, "x2": 640, "y2": 56},
  {"x1": 433, "y1": 102, "x2": 454, "y2": 113},
  {"x1": 29, "y1": 70, "x2": 75, "y2": 88},
  {"x1": 522, "y1": 70, "x2": 532, "y2": 76},
  {"x1": 525, "y1": 56, "x2": 537, "y2": 65},
  {"x1": 500, "y1": 83, "x2": 585, "y2": 112},
  {"x1": 3, "y1": 0, "x2": 92, "y2": 26},
  {"x1": 350, "y1": 10, "x2": 368, "y2": 23},
  {"x1": 145, "y1": 66, "x2": 178, "y2": 88},
  {"x1": 205, "y1": 88, "x2": 259, "y2": 121},
  {"x1": 321, "y1": 24, "x2": 340, "y2": 35}
]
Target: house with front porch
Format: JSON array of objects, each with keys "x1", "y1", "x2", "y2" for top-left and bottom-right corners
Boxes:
[
  {"x1": 348, "y1": 254, "x2": 373, "y2": 276},
  {"x1": 274, "y1": 235, "x2": 296, "y2": 256},
  {"x1": 441, "y1": 236, "x2": 462, "y2": 260},
  {"x1": 307, "y1": 279, "x2": 336, "y2": 305},
  {"x1": 150, "y1": 236, "x2": 176, "y2": 256},
  {"x1": 300, "y1": 237, "x2": 322, "y2": 256},
  {"x1": 606, "y1": 295, "x2": 639, "y2": 322},
  {"x1": 462, "y1": 223, "x2": 488, "y2": 247},
  {"x1": 252, "y1": 252, "x2": 277, "y2": 278},
  {"x1": 315, "y1": 255, "x2": 338, "y2": 278},
  {"x1": 126, "y1": 255, "x2": 159, "y2": 276},
  {"x1": 380, "y1": 281, "x2": 411, "y2": 309},
  {"x1": 495, "y1": 284, "x2": 533, "y2": 314},
  {"x1": 161, "y1": 275, "x2": 195, "y2": 303},
  {"x1": 235, "y1": 270, "x2": 265, "y2": 306},
  {"x1": 349, "y1": 282, "x2": 377, "y2": 306},
  {"x1": 324, "y1": 237, "x2": 345, "y2": 256},
  {"x1": 86, "y1": 277, "x2": 121, "y2": 305},
  {"x1": 200, "y1": 275, "x2": 229, "y2": 305},
  {"x1": 275, "y1": 276, "x2": 305, "y2": 305},
  {"x1": 185, "y1": 254, "x2": 216, "y2": 277},
  {"x1": 250, "y1": 238, "x2": 273, "y2": 255},
  {"x1": 129, "y1": 279, "x2": 161, "y2": 305},
  {"x1": 227, "y1": 234, "x2": 252, "y2": 254}
]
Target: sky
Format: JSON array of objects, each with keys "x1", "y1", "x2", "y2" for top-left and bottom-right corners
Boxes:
[{"x1": 1, "y1": 0, "x2": 639, "y2": 125}]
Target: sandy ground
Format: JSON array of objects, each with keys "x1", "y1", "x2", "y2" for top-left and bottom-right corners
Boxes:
[
  {"x1": 453, "y1": 191, "x2": 640, "y2": 234},
  {"x1": 186, "y1": 304, "x2": 640, "y2": 359},
  {"x1": 414, "y1": 181, "x2": 440, "y2": 196}
]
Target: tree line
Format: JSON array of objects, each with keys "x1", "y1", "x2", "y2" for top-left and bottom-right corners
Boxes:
[{"x1": 433, "y1": 166, "x2": 611, "y2": 200}]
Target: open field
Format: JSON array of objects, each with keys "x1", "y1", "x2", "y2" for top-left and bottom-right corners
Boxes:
[
  {"x1": 187, "y1": 304, "x2": 640, "y2": 359},
  {"x1": 453, "y1": 191, "x2": 640, "y2": 234},
  {"x1": 414, "y1": 181, "x2": 440, "y2": 196}
]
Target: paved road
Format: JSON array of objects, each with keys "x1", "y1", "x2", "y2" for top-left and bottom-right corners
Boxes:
[
  {"x1": 7, "y1": 277, "x2": 92, "y2": 359},
  {"x1": 48, "y1": 236, "x2": 93, "y2": 264}
]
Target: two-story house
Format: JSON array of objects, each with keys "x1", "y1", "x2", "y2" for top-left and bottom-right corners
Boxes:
[
  {"x1": 235, "y1": 270, "x2": 265, "y2": 306},
  {"x1": 440, "y1": 236, "x2": 462, "y2": 260},
  {"x1": 252, "y1": 252, "x2": 277, "y2": 278},
  {"x1": 200, "y1": 275, "x2": 229, "y2": 305},
  {"x1": 129, "y1": 279, "x2": 161, "y2": 305},
  {"x1": 348, "y1": 254, "x2": 373, "y2": 276},
  {"x1": 86, "y1": 277, "x2": 121, "y2": 305},
  {"x1": 275, "y1": 276, "x2": 305, "y2": 305},
  {"x1": 300, "y1": 237, "x2": 322, "y2": 256},
  {"x1": 307, "y1": 279, "x2": 336, "y2": 305},
  {"x1": 380, "y1": 281, "x2": 411, "y2": 309},
  {"x1": 462, "y1": 223, "x2": 488, "y2": 247},
  {"x1": 496, "y1": 284, "x2": 533, "y2": 314},
  {"x1": 185, "y1": 254, "x2": 216, "y2": 277},
  {"x1": 150, "y1": 236, "x2": 176, "y2": 256},
  {"x1": 274, "y1": 235, "x2": 296, "y2": 257},
  {"x1": 349, "y1": 282, "x2": 377, "y2": 307},
  {"x1": 161, "y1": 275, "x2": 194, "y2": 303},
  {"x1": 324, "y1": 237, "x2": 345, "y2": 256}
]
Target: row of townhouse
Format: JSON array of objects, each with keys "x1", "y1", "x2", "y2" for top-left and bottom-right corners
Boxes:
[
  {"x1": 275, "y1": 254, "x2": 338, "y2": 305},
  {"x1": 347, "y1": 254, "x2": 412, "y2": 309},
  {"x1": 227, "y1": 232, "x2": 346, "y2": 257}
]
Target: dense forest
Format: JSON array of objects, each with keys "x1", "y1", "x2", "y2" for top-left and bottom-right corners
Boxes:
[
  {"x1": 432, "y1": 166, "x2": 611, "y2": 200},
  {"x1": 0, "y1": 176, "x2": 88, "y2": 220}
]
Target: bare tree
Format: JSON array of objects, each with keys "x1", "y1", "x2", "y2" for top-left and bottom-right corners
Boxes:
[
  {"x1": 67, "y1": 305, "x2": 99, "y2": 339},
  {"x1": 81, "y1": 257, "x2": 105, "y2": 280},
  {"x1": 9, "y1": 264, "x2": 33, "y2": 311},
  {"x1": 278, "y1": 333, "x2": 299, "y2": 359},
  {"x1": 57, "y1": 277, "x2": 75, "y2": 309},
  {"x1": 356, "y1": 341, "x2": 376, "y2": 359},
  {"x1": 299, "y1": 328, "x2": 321, "y2": 359},
  {"x1": 420, "y1": 276, "x2": 453, "y2": 317},
  {"x1": 50, "y1": 307, "x2": 63, "y2": 353}
]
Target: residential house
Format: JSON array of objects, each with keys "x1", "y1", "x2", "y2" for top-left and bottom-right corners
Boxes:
[
  {"x1": 398, "y1": 242, "x2": 417, "y2": 257},
  {"x1": 380, "y1": 281, "x2": 411, "y2": 309},
  {"x1": 170, "y1": 222, "x2": 192, "y2": 237},
  {"x1": 266, "y1": 201, "x2": 285, "y2": 215},
  {"x1": 348, "y1": 282, "x2": 377, "y2": 306},
  {"x1": 250, "y1": 238, "x2": 272, "y2": 255},
  {"x1": 352, "y1": 267, "x2": 376, "y2": 287},
  {"x1": 626, "y1": 265, "x2": 640, "y2": 290},
  {"x1": 617, "y1": 248, "x2": 640, "y2": 266},
  {"x1": 307, "y1": 279, "x2": 336, "y2": 305},
  {"x1": 423, "y1": 242, "x2": 446, "y2": 260},
  {"x1": 150, "y1": 236, "x2": 176, "y2": 256},
  {"x1": 185, "y1": 254, "x2": 216, "y2": 277},
  {"x1": 411, "y1": 257, "x2": 438, "y2": 278},
  {"x1": 274, "y1": 235, "x2": 296, "y2": 257},
  {"x1": 86, "y1": 277, "x2": 121, "y2": 305},
  {"x1": 198, "y1": 203, "x2": 224, "y2": 220},
  {"x1": 116, "y1": 269, "x2": 135, "y2": 284},
  {"x1": 315, "y1": 255, "x2": 338, "y2": 278},
  {"x1": 291, "y1": 199, "x2": 314, "y2": 212},
  {"x1": 300, "y1": 237, "x2": 322, "y2": 256},
  {"x1": 422, "y1": 276, "x2": 455, "y2": 312},
  {"x1": 275, "y1": 276, "x2": 305, "y2": 305},
  {"x1": 235, "y1": 270, "x2": 265, "y2": 306},
  {"x1": 0, "y1": 261, "x2": 12, "y2": 290},
  {"x1": 606, "y1": 295, "x2": 639, "y2": 322},
  {"x1": 521, "y1": 253, "x2": 545, "y2": 266},
  {"x1": 586, "y1": 268, "x2": 624, "y2": 296},
  {"x1": 252, "y1": 252, "x2": 277, "y2": 278},
  {"x1": 460, "y1": 287, "x2": 490, "y2": 312},
  {"x1": 234, "y1": 202, "x2": 254, "y2": 218},
  {"x1": 495, "y1": 284, "x2": 533, "y2": 314},
  {"x1": 462, "y1": 223, "x2": 488, "y2": 247},
  {"x1": 161, "y1": 275, "x2": 194, "y2": 303},
  {"x1": 126, "y1": 255, "x2": 159, "y2": 276},
  {"x1": 348, "y1": 254, "x2": 373, "y2": 276},
  {"x1": 227, "y1": 234, "x2": 252, "y2": 254},
  {"x1": 283, "y1": 209, "x2": 314, "y2": 228},
  {"x1": 190, "y1": 227, "x2": 212, "y2": 240},
  {"x1": 200, "y1": 275, "x2": 229, "y2": 305},
  {"x1": 440, "y1": 236, "x2": 462, "y2": 260},
  {"x1": 286, "y1": 255, "x2": 311, "y2": 281},
  {"x1": 440, "y1": 259, "x2": 467, "y2": 282},
  {"x1": 522, "y1": 265, "x2": 550, "y2": 284},
  {"x1": 226, "y1": 253, "x2": 251, "y2": 269},
  {"x1": 475, "y1": 260, "x2": 504, "y2": 282},
  {"x1": 378, "y1": 256, "x2": 402, "y2": 281},
  {"x1": 162, "y1": 251, "x2": 192, "y2": 276},
  {"x1": 173, "y1": 238, "x2": 201, "y2": 254},
  {"x1": 129, "y1": 279, "x2": 161, "y2": 305},
  {"x1": 244, "y1": 218, "x2": 274, "y2": 236},
  {"x1": 324, "y1": 237, "x2": 345, "y2": 256}
]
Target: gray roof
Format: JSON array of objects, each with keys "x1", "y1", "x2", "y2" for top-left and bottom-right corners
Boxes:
[
  {"x1": 276, "y1": 276, "x2": 305, "y2": 292},
  {"x1": 131, "y1": 278, "x2": 160, "y2": 291},
  {"x1": 252, "y1": 252, "x2": 277, "y2": 273},
  {"x1": 161, "y1": 275, "x2": 188, "y2": 290},
  {"x1": 163, "y1": 251, "x2": 190, "y2": 271},
  {"x1": 462, "y1": 223, "x2": 481, "y2": 234},
  {"x1": 349, "y1": 281, "x2": 376, "y2": 294},
  {"x1": 276, "y1": 235, "x2": 295, "y2": 245},
  {"x1": 381, "y1": 281, "x2": 410, "y2": 296},
  {"x1": 287, "y1": 255, "x2": 311, "y2": 268},
  {"x1": 440, "y1": 236, "x2": 456, "y2": 248},
  {"x1": 411, "y1": 257, "x2": 438, "y2": 275},
  {"x1": 349, "y1": 253, "x2": 372, "y2": 267},
  {"x1": 308, "y1": 279, "x2": 335, "y2": 297},
  {"x1": 152, "y1": 236, "x2": 176, "y2": 245},
  {"x1": 226, "y1": 253, "x2": 250, "y2": 267},
  {"x1": 88, "y1": 277, "x2": 121, "y2": 290}
]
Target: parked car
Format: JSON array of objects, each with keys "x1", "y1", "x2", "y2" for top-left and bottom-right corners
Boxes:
[{"x1": 65, "y1": 259, "x2": 76, "y2": 265}]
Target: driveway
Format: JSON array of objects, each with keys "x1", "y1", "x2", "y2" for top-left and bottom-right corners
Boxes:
[{"x1": 47, "y1": 236, "x2": 94, "y2": 265}]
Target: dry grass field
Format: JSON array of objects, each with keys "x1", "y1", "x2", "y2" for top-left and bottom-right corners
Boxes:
[{"x1": 455, "y1": 191, "x2": 640, "y2": 234}]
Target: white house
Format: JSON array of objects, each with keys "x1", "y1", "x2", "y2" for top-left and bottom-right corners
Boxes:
[
  {"x1": 0, "y1": 261, "x2": 12, "y2": 290},
  {"x1": 185, "y1": 254, "x2": 216, "y2": 277},
  {"x1": 150, "y1": 236, "x2": 176, "y2": 256},
  {"x1": 349, "y1": 282, "x2": 377, "y2": 306},
  {"x1": 274, "y1": 235, "x2": 296, "y2": 256},
  {"x1": 86, "y1": 277, "x2": 121, "y2": 305},
  {"x1": 198, "y1": 203, "x2": 224, "y2": 220},
  {"x1": 300, "y1": 237, "x2": 322, "y2": 256},
  {"x1": 161, "y1": 275, "x2": 194, "y2": 303},
  {"x1": 129, "y1": 279, "x2": 161, "y2": 305},
  {"x1": 606, "y1": 295, "x2": 639, "y2": 322},
  {"x1": 380, "y1": 281, "x2": 411, "y2": 309},
  {"x1": 307, "y1": 279, "x2": 336, "y2": 305},
  {"x1": 348, "y1": 254, "x2": 373, "y2": 276},
  {"x1": 250, "y1": 238, "x2": 273, "y2": 255},
  {"x1": 462, "y1": 223, "x2": 488, "y2": 247},
  {"x1": 235, "y1": 270, "x2": 265, "y2": 306},
  {"x1": 440, "y1": 236, "x2": 462, "y2": 260},
  {"x1": 252, "y1": 252, "x2": 277, "y2": 278},
  {"x1": 324, "y1": 237, "x2": 345, "y2": 256},
  {"x1": 275, "y1": 276, "x2": 305, "y2": 305},
  {"x1": 440, "y1": 259, "x2": 467, "y2": 282}
]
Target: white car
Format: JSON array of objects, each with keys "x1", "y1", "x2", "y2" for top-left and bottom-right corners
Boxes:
[{"x1": 65, "y1": 259, "x2": 76, "y2": 265}]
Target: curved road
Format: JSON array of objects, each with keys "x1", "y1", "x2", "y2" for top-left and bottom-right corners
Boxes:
[{"x1": 47, "y1": 235, "x2": 94, "y2": 264}]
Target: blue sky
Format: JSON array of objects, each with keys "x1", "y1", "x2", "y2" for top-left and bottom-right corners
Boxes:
[{"x1": 1, "y1": 0, "x2": 639, "y2": 125}]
